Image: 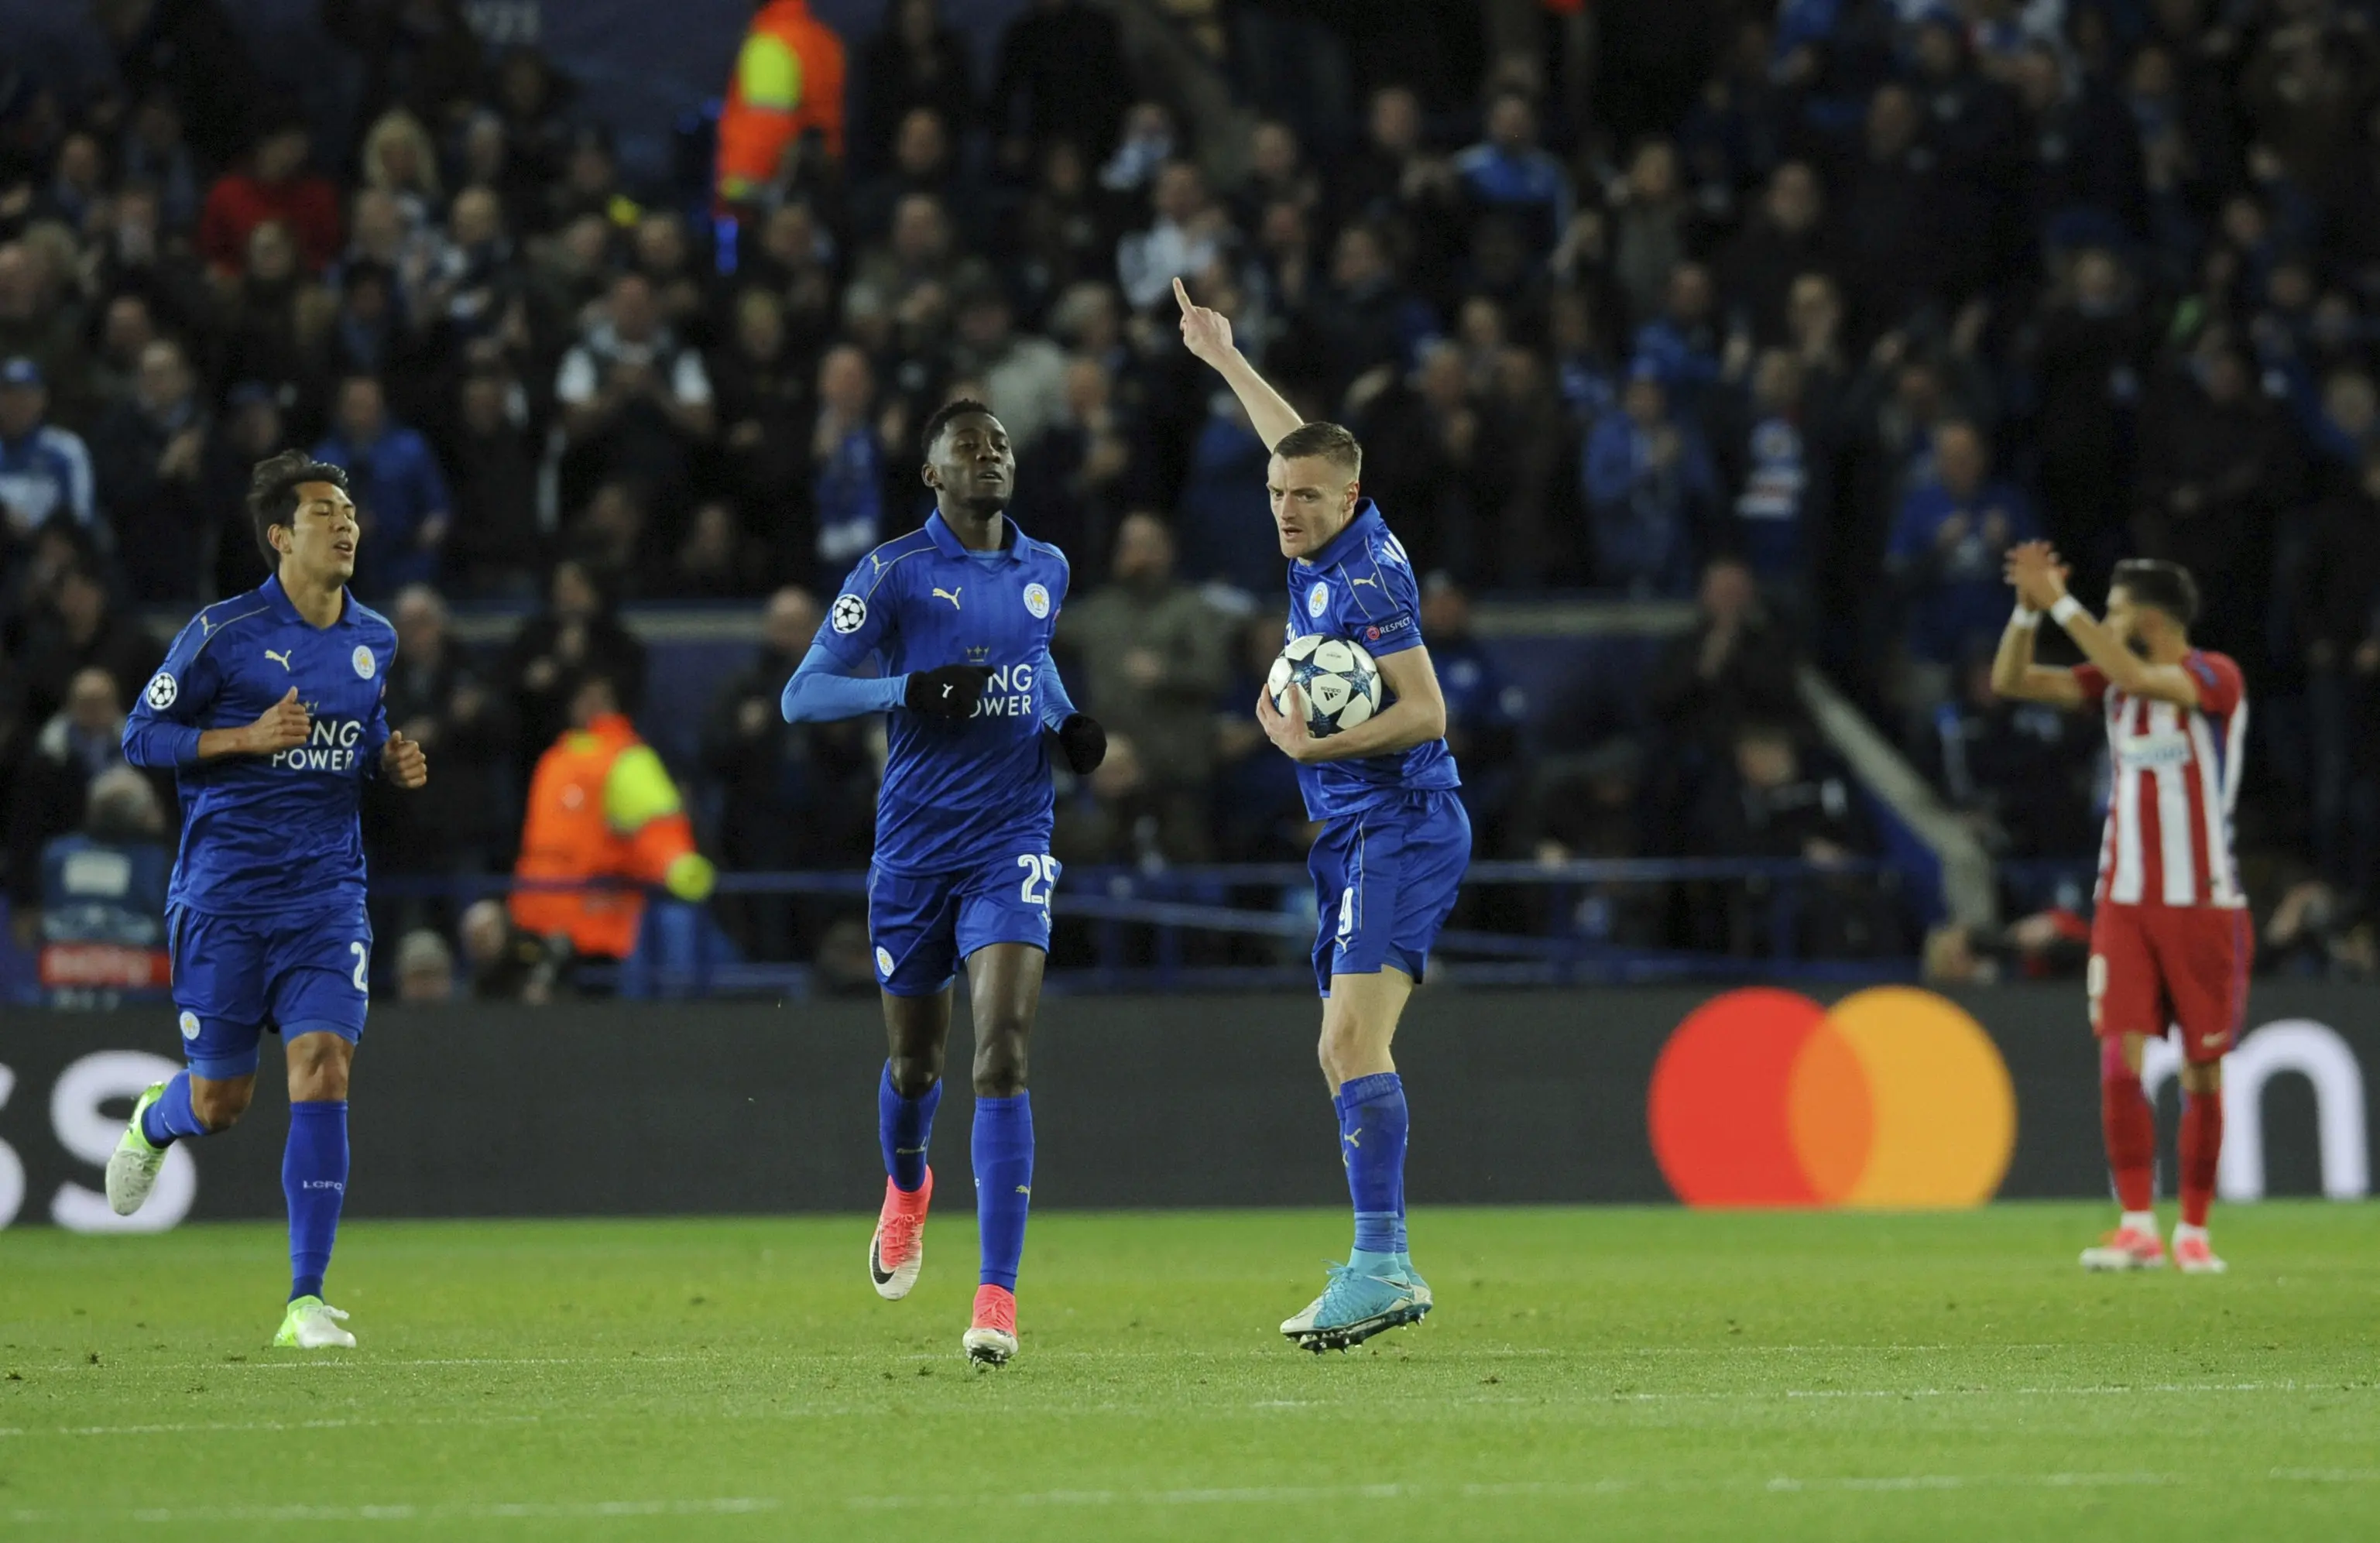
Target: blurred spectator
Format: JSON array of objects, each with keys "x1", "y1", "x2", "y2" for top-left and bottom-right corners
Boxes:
[
  {"x1": 1927, "y1": 643, "x2": 2103, "y2": 860},
  {"x1": 505, "y1": 560, "x2": 647, "y2": 784},
  {"x1": 955, "y1": 280, "x2": 1068, "y2": 450},
  {"x1": 8, "y1": 668, "x2": 154, "y2": 931},
  {"x1": 857, "y1": 0, "x2": 976, "y2": 170},
  {"x1": 1583, "y1": 364, "x2": 1717, "y2": 596},
  {"x1": 1059, "y1": 513, "x2": 1228, "y2": 861},
  {"x1": 211, "y1": 221, "x2": 335, "y2": 428},
  {"x1": 510, "y1": 669, "x2": 715, "y2": 969},
  {"x1": 1718, "y1": 163, "x2": 1835, "y2": 348},
  {"x1": 716, "y1": 0, "x2": 849, "y2": 205},
  {"x1": 852, "y1": 107, "x2": 972, "y2": 245},
  {"x1": 1690, "y1": 720, "x2": 1893, "y2": 958},
  {"x1": 1455, "y1": 87, "x2": 1573, "y2": 261},
  {"x1": 0, "y1": 359, "x2": 97, "y2": 553},
  {"x1": 2287, "y1": 447, "x2": 2380, "y2": 893},
  {"x1": 556, "y1": 271, "x2": 714, "y2": 508},
  {"x1": 2025, "y1": 246, "x2": 2148, "y2": 579},
  {"x1": 195, "y1": 381, "x2": 284, "y2": 599},
  {"x1": 395, "y1": 928, "x2": 458, "y2": 1003},
  {"x1": 667, "y1": 502, "x2": 774, "y2": 600},
  {"x1": 809, "y1": 344, "x2": 892, "y2": 578},
  {"x1": 1888, "y1": 420, "x2": 2038, "y2": 715},
  {"x1": 711, "y1": 289, "x2": 812, "y2": 530},
  {"x1": 12, "y1": 562, "x2": 162, "y2": 728},
  {"x1": 1210, "y1": 613, "x2": 1311, "y2": 862},
  {"x1": 441, "y1": 370, "x2": 542, "y2": 596},
  {"x1": 314, "y1": 375, "x2": 452, "y2": 594},
  {"x1": 0, "y1": 244, "x2": 91, "y2": 424},
  {"x1": 367, "y1": 585, "x2": 514, "y2": 920},
  {"x1": 90, "y1": 338, "x2": 209, "y2": 603},
  {"x1": 197, "y1": 117, "x2": 341, "y2": 278},
  {"x1": 1648, "y1": 556, "x2": 1805, "y2": 758},
  {"x1": 33, "y1": 763, "x2": 174, "y2": 1007},
  {"x1": 461, "y1": 897, "x2": 566, "y2": 1003},
  {"x1": 700, "y1": 588, "x2": 876, "y2": 959},
  {"x1": 1714, "y1": 348, "x2": 1827, "y2": 605},
  {"x1": 1419, "y1": 574, "x2": 1524, "y2": 848},
  {"x1": 1117, "y1": 162, "x2": 1226, "y2": 311},
  {"x1": 989, "y1": 0, "x2": 1132, "y2": 170}
]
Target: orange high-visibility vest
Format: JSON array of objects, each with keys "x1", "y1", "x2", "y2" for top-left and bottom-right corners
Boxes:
[
  {"x1": 510, "y1": 712, "x2": 706, "y2": 960},
  {"x1": 716, "y1": 0, "x2": 848, "y2": 202}
]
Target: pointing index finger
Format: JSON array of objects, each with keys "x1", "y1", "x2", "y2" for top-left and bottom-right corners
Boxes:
[{"x1": 1173, "y1": 276, "x2": 1192, "y2": 314}]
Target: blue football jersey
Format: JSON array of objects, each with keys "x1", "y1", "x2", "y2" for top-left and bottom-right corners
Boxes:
[
  {"x1": 1285, "y1": 500, "x2": 1462, "y2": 821},
  {"x1": 815, "y1": 512, "x2": 1072, "y2": 873},
  {"x1": 122, "y1": 575, "x2": 396, "y2": 917}
]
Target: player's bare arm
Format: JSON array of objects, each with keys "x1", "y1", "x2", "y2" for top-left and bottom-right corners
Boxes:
[
  {"x1": 1175, "y1": 277, "x2": 1305, "y2": 450},
  {"x1": 1990, "y1": 543, "x2": 2087, "y2": 708},
  {"x1": 1259, "y1": 645, "x2": 1448, "y2": 765},
  {"x1": 196, "y1": 686, "x2": 312, "y2": 761},
  {"x1": 2016, "y1": 541, "x2": 2202, "y2": 708}
]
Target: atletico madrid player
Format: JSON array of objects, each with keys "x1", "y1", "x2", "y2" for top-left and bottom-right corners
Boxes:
[{"x1": 1992, "y1": 540, "x2": 2247, "y2": 1274}]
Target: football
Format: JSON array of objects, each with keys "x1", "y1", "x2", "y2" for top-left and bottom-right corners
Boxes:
[{"x1": 1267, "y1": 633, "x2": 1382, "y2": 737}]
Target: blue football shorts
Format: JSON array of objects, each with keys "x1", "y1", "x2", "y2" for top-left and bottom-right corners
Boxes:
[
  {"x1": 868, "y1": 849, "x2": 1061, "y2": 997},
  {"x1": 1309, "y1": 790, "x2": 1472, "y2": 997},
  {"x1": 167, "y1": 903, "x2": 374, "y2": 1078}
]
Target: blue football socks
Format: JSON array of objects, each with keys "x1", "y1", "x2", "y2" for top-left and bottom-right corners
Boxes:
[
  {"x1": 283, "y1": 1101, "x2": 349, "y2": 1303},
  {"x1": 140, "y1": 1071, "x2": 210, "y2": 1147},
  {"x1": 972, "y1": 1093, "x2": 1034, "y2": 1291},
  {"x1": 1337, "y1": 1072, "x2": 1410, "y2": 1261},
  {"x1": 879, "y1": 1063, "x2": 941, "y2": 1192}
]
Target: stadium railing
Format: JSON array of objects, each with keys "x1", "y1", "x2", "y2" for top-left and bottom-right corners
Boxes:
[{"x1": 372, "y1": 857, "x2": 1914, "y2": 997}]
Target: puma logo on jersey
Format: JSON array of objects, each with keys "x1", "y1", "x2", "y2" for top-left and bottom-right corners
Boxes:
[
  {"x1": 933, "y1": 586, "x2": 963, "y2": 609},
  {"x1": 265, "y1": 649, "x2": 293, "y2": 670},
  {"x1": 1350, "y1": 575, "x2": 1380, "y2": 588}
]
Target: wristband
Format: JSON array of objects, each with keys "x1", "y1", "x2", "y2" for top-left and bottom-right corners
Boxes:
[
  {"x1": 2050, "y1": 595, "x2": 2087, "y2": 627},
  {"x1": 2010, "y1": 605, "x2": 2041, "y2": 629}
]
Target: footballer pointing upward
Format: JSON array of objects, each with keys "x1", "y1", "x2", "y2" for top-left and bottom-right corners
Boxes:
[
  {"x1": 781, "y1": 398, "x2": 1106, "y2": 1364},
  {"x1": 107, "y1": 451, "x2": 429, "y2": 1349},
  {"x1": 1177, "y1": 278, "x2": 1470, "y2": 1350}
]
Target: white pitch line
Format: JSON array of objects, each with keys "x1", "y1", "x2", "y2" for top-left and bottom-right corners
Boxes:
[
  {"x1": 846, "y1": 1468, "x2": 2380, "y2": 1510},
  {"x1": 0, "y1": 1497, "x2": 779, "y2": 1526}
]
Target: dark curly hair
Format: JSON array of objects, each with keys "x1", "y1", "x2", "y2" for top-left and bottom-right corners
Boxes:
[
  {"x1": 918, "y1": 396, "x2": 996, "y2": 460},
  {"x1": 246, "y1": 449, "x2": 350, "y2": 562}
]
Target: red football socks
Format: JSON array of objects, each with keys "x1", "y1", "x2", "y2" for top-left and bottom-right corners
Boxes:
[
  {"x1": 2101, "y1": 1043, "x2": 2155, "y2": 1213},
  {"x1": 2179, "y1": 1091, "x2": 2224, "y2": 1229}
]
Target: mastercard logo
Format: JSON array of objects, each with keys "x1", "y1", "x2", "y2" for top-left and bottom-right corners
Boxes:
[{"x1": 1649, "y1": 986, "x2": 2017, "y2": 1208}]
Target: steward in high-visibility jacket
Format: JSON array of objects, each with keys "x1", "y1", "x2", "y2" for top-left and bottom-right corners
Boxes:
[
  {"x1": 715, "y1": 0, "x2": 848, "y2": 204},
  {"x1": 511, "y1": 677, "x2": 715, "y2": 961}
]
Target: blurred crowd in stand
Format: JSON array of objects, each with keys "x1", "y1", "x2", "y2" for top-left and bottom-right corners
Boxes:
[{"x1": 7, "y1": 0, "x2": 2380, "y2": 991}]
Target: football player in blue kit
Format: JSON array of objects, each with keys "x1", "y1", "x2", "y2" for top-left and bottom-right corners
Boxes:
[
  {"x1": 1176, "y1": 279, "x2": 1469, "y2": 1350},
  {"x1": 780, "y1": 399, "x2": 1106, "y2": 1364},
  {"x1": 105, "y1": 450, "x2": 429, "y2": 1349}
]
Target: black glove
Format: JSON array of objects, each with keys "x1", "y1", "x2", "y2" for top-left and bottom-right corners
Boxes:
[
  {"x1": 1055, "y1": 712, "x2": 1107, "y2": 774},
  {"x1": 904, "y1": 664, "x2": 992, "y2": 719}
]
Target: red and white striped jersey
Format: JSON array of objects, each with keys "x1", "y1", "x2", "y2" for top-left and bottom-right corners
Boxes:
[{"x1": 2074, "y1": 651, "x2": 2247, "y2": 909}]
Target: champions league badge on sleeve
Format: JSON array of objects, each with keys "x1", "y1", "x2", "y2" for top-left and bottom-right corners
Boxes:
[{"x1": 832, "y1": 594, "x2": 868, "y2": 634}]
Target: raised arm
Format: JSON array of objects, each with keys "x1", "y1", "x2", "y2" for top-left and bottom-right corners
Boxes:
[
  {"x1": 1175, "y1": 276, "x2": 1305, "y2": 451},
  {"x1": 2011, "y1": 540, "x2": 2202, "y2": 708},
  {"x1": 1987, "y1": 581, "x2": 2088, "y2": 709}
]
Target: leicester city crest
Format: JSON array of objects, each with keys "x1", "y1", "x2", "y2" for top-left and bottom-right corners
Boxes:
[{"x1": 1023, "y1": 582, "x2": 1051, "y2": 619}]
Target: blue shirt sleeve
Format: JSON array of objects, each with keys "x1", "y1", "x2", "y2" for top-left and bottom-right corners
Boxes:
[
  {"x1": 121, "y1": 618, "x2": 223, "y2": 770},
  {"x1": 782, "y1": 643, "x2": 906, "y2": 722},
  {"x1": 1341, "y1": 537, "x2": 1424, "y2": 658},
  {"x1": 814, "y1": 555, "x2": 900, "y2": 667},
  {"x1": 1037, "y1": 647, "x2": 1079, "y2": 730}
]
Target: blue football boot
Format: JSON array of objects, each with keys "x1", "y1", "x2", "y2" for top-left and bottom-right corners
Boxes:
[{"x1": 1280, "y1": 1251, "x2": 1432, "y2": 1352}]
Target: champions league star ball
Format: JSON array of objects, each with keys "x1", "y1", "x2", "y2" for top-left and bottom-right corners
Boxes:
[{"x1": 1267, "y1": 633, "x2": 1382, "y2": 738}]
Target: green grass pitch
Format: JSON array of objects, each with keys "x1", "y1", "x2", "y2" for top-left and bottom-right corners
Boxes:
[{"x1": 4, "y1": 1203, "x2": 2376, "y2": 1541}]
